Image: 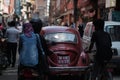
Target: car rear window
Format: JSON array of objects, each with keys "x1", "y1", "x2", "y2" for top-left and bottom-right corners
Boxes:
[
  {"x1": 44, "y1": 32, "x2": 77, "y2": 43},
  {"x1": 105, "y1": 25, "x2": 120, "y2": 41}
]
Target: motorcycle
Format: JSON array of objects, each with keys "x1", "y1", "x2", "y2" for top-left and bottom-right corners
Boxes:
[
  {"x1": 18, "y1": 66, "x2": 45, "y2": 80},
  {"x1": 85, "y1": 50, "x2": 113, "y2": 80},
  {"x1": 0, "y1": 38, "x2": 9, "y2": 70},
  {"x1": 0, "y1": 51, "x2": 9, "y2": 76}
]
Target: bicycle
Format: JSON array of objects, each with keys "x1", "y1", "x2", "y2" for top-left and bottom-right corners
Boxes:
[
  {"x1": 86, "y1": 50, "x2": 113, "y2": 80},
  {"x1": 0, "y1": 38, "x2": 9, "y2": 70},
  {"x1": 91, "y1": 61, "x2": 113, "y2": 80}
]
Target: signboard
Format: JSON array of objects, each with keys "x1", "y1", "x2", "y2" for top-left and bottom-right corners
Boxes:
[
  {"x1": 4, "y1": 0, "x2": 10, "y2": 6},
  {"x1": 112, "y1": 11, "x2": 120, "y2": 21},
  {"x1": 106, "y1": 0, "x2": 116, "y2": 8},
  {"x1": 15, "y1": 0, "x2": 21, "y2": 15}
]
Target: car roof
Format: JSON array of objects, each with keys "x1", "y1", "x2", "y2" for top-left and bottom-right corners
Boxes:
[
  {"x1": 105, "y1": 21, "x2": 120, "y2": 26},
  {"x1": 41, "y1": 26, "x2": 79, "y2": 34},
  {"x1": 85, "y1": 21, "x2": 120, "y2": 26}
]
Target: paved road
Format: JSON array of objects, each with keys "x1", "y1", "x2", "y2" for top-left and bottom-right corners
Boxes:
[
  {"x1": 0, "y1": 67, "x2": 17, "y2": 80},
  {"x1": 0, "y1": 67, "x2": 120, "y2": 80},
  {"x1": 0, "y1": 53, "x2": 120, "y2": 80}
]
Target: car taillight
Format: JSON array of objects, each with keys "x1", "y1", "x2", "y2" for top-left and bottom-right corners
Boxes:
[
  {"x1": 21, "y1": 69, "x2": 39, "y2": 78},
  {"x1": 22, "y1": 69, "x2": 33, "y2": 78}
]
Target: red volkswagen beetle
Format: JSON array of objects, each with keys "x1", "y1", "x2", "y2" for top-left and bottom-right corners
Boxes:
[{"x1": 40, "y1": 26, "x2": 90, "y2": 80}]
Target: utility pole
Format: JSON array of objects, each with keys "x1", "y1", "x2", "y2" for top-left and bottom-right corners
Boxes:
[
  {"x1": 73, "y1": 0, "x2": 78, "y2": 25},
  {"x1": 92, "y1": 0, "x2": 98, "y2": 20},
  {"x1": 14, "y1": 0, "x2": 21, "y2": 16}
]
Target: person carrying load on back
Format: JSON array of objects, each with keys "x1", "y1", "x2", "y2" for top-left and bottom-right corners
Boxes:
[
  {"x1": 18, "y1": 12, "x2": 53, "y2": 80},
  {"x1": 30, "y1": 12, "x2": 54, "y2": 79},
  {"x1": 86, "y1": 19, "x2": 113, "y2": 80}
]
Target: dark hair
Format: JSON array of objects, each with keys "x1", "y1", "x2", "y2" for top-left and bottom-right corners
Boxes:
[
  {"x1": 10, "y1": 21, "x2": 16, "y2": 27},
  {"x1": 93, "y1": 19, "x2": 104, "y2": 31},
  {"x1": 30, "y1": 18, "x2": 43, "y2": 34},
  {"x1": 7, "y1": 22, "x2": 11, "y2": 26}
]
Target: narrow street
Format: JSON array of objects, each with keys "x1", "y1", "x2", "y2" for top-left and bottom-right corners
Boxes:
[
  {"x1": 0, "y1": 65, "x2": 120, "y2": 80},
  {"x1": 0, "y1": 0, "x2": 120, "y2": 80},
  {"x1": 0, "y1": 67, "x2": 17, "y2": 80},
  {"x1": 0, "y1": 53, "x2": 120, "y2": 80}
]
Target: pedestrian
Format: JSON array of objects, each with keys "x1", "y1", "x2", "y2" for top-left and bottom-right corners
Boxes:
[
  {"x1": 61, "y1": 21, "x2": 65, "y2": 26},
  {"x1": 30, "y1": 12, "x2": 53, "y2": 79},
  {"x1": 77, "y1": 17, "x2": 84, "y2": 38},
  {"x1": 30, "y1": 12, "x2": 52, "y2": 55},
  {"x1": 61, "y1": 20, "x2": 69, "y2": 27},
  {"x1": 30, "y1": 12, "x2": 43, "y2": 33},
  {"x1": 70, "y1": 21, "x2": 75, "y2": 28},
  {"x1": 18, "y1": 21, "x2": 52, "y2": 79},
  {"x1": 64, "y1": 19, "x2": 69, "y2": 27},
  {"x1": 69, "y1": 17, "x2": 76, "y2": 28},
  {"x1": 0, "y1": 23, "x2": 3, "y2": 75},
  {"x1": 0, "y1": 23, "x2": 3, "y2": 38},
  {"x1": 18, "y1": 22, "x2": 39, "y2": 70},
  {"x1": 87, "y1": 19, "x2": 113, "y2": 80},
  {"x1": 5, "y1": 21, "x2": 20, "y2": 67}
]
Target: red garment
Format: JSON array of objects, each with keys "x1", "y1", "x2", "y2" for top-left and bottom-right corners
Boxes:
[{"x1": 0, "y1": 25, "x2": 3, "y2": 30}]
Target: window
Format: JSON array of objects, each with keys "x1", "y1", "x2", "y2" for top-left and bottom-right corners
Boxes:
[
  {"x1": 106, "y1": 25, "x2": 120, "y2": 41},
  {"x1": 45, "y1": 32, "x2": 77, "y2": 43}
]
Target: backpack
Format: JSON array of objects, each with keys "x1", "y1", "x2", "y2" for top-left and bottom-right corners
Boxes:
[
  {"x1": 93, "y1": 31, "x2": 113, "y2": 62},
  {"x1": 104, "y1": 47, "x2": 113, "y2": 61},
  {"x1": 36, "y1": 34, "x2": 50, "y2": 74},
  {"x1": 19, "y1": 50, "x2": 38, "y2": 67}
]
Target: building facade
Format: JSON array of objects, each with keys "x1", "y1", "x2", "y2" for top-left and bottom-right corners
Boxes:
[
  {"x1": 49, "y1": 0, "x2": 120, "y2": 26},
  {"x1": 35, "y1": 0, "x2": 48, "y2": 21},
  {"x1": 0, "y1": 0, "x2": 14, "y2": 16},
  {"x1": 49, "y1": 0, "x2": 74, "y2": 25}
]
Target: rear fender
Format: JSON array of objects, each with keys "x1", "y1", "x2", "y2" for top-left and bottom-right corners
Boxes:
[{"x1": 77, "y1": 51, "x2": 90, "y2": 66}]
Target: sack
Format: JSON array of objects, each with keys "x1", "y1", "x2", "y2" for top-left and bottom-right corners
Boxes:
[
  {"x1": 19, "y1": 50, "x2": 38, "y2": 67},
  {"x1": 19, "y1": 38, "x2": 38, "y2": 67},
  {"x1": 20, "y1": 49, "x2": 38, "y2": 67},
  {"x1": 39, "y1": 52, "x2": 50, "y2": 74},
  {"x1": 104, "y1": 48, "x2": 113, "y2": 61},
  {"x1": 36, "y1": 34, "x2": 50, "y2": 74},
  {"x1": 98, "y1": 48, "x2": 113, "y2": 61}
]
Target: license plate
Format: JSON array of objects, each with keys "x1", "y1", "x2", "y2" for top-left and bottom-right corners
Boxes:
[{"x1": 58, "y1": 56, "x2": 70, "y2": 64}]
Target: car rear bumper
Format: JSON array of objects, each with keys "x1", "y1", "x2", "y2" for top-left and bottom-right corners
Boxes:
[
  {"x1": 110, "y1": 56, "x2": 120, "y2": 63},
  {"x1": 49, "y1": 66, "x2": 91, "y2": 72},
  {"x1": 106, "y1": 56, "x2": 120, "y2": 69},
  {"x1": 110, "y1": 56, "x2": 120, "y2": 64}
]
